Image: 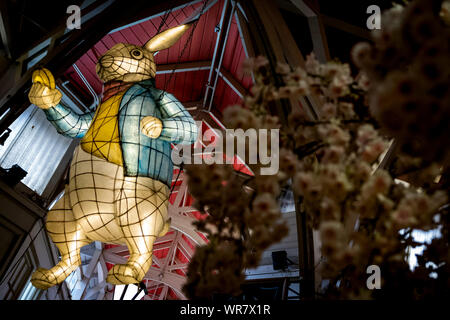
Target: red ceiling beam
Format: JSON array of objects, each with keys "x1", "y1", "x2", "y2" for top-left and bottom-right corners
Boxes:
[
  {"x1": 156, "y1": 60, "x2": 211, "y2": 74},
  {"x1": 217, "y1": 66, "x2": 248, "y2": 98}
]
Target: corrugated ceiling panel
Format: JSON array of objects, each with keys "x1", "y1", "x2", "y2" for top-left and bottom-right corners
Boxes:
[
  {"x1": 222, "y1": 17, "x2": 239, "y2": 75},
  {"x1": 0, "y1": 106, "x2": 72, "y2": 195}
]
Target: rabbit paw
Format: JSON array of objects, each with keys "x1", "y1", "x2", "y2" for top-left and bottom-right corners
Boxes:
[
  {"x1": 29, "y1": 82, "x2": 62, "y2": 110},
  {"x1": 140, "y1": 116, "x2": 162, "y2": 138}
]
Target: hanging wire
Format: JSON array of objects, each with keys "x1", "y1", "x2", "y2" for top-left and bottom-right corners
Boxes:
[
  {"x1": 157, "y1": 7, "x2": 173, "y2": 35},
  {"x1": 158, "y1": 0, "x2": 209, "y2": 197},
  {"x1": 161, "y1": 0, "x2": 210, "y2": 94},
  {"x1": 170, "y1": 162, "x2": 184, "y2": 194}
]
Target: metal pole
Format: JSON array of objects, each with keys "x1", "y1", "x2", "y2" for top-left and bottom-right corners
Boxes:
[
  {"x1": 202, "y1": 0, "x2": 230, "y2": 108},
  {"x1": 207, "y1": 1, "x2": 236, "y2": 111}
]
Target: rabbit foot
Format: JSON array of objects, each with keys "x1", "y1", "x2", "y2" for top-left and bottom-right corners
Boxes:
[
  {"x1": 106, "y1": 264, "x2": 141, "y2": 285},
  {"x1": 31, "y1": 268, "x2": 58, "y2": 290}
]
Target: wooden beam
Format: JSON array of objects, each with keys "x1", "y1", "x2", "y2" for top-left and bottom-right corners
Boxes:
[
  {"x1": 167, "y1": 262, "x2": 189, "y2": 271},
  {"x1": 308, "y1": 16, "x2": 330, "y2": 62},
  {"x1": 169, "y1": 213, "x2": 205, "y2": 245},
  {"x1": 153, "y1": 242, "x2": 174, "y2": 252},
  {"x1": 251, "y1": 0, "x2": 324, "y2": 120},
  {"x1": 0, "y1": 1, "x2": 12, "y2": 59},
  {"x1": 218, "y1": 67, "x2": 248, "y2": 98},
  {"x1": 314, "y1": 14, "x2": 331, "y2": 62},
  {"x1": 144, "y1": 268, "x2": 187, "y2": 299},
  {"x1": 190, "y1": 108, "x2": 225, "y2": 132},
  {"x1": 288, "y1": 0, "x2": 330, "y2": 62},
  {"x1": 182, "y1": 100, "x2": 202, "y2": 110},
  {"x1": 103, "y1": 245, "x2": 129, "y2": 255},
  {"x1": 156, "y1": 60, "x2": 211, "y2": 74},
  {"x1": 293, "y1": 193, "x2": 316, "y2": 299},
  {"x1": 234, "y1": 9, "x2": 255, "y2": 58},
  {"x1": 321, "y1": 14, "x2": 371, "y2": 40},
  {"x1": 303, "y1": 0, "x2": 319, "y2": 13},
  {"x1": 158, "y1": 285, "x2": 169, "y2": 300},
  {"x1": 159, "y1": 231, "x2": 182, "y2": 273},
  {"x1": 253, "y1": 0, "x2": 305, "y2": 65},
  {"x1": 97, "y1": 255, "x2": 109, "y2": 287},
  {"x1": 234, "y1": 7, "x2": 255, "y2": 83},
  {"x1": 177, "y1": 237, "x2": 195, "y2": 258},
  {"x1": 84, "y1": 280, "x2": 107, "y2": 300}
]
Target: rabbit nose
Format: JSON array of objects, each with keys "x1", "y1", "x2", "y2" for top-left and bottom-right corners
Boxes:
[{"x1": 99, "y1": 55, "x2": 114, "y2": 68}]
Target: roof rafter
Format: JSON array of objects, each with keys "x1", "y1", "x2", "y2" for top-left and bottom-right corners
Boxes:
[
  {"x1": 157, "y1": 59, "x2": 211, "y2": 74},
  {"x1": 0, "y1": 1, "x2": 12, "y2": 59},
  {"x1": 217, "y1": 67, "x2": 248, "y2": 98},
  {"x1": 321, "y1": 14, "x2": 371, "y2": 40}
]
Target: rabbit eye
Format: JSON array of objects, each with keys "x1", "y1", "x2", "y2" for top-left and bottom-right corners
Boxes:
[{"x1": 131, "y1": 49, "x2": 143, "y2": 59}]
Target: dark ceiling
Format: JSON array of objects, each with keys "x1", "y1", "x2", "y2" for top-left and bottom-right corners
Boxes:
[{"x1": 0, "y1": 0, "x2": 84, "y2": 59}]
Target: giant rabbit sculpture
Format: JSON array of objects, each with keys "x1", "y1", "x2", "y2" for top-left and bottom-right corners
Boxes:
[{"x1": 28, "y1": 23, "x2": 198, "y2": 289}]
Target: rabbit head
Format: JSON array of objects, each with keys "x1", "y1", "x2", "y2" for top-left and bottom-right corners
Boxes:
[{"x1": 96, "y1": 23, "x2": 193, "y2": 83}]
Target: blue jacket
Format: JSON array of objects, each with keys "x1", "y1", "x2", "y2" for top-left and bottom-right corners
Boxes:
[{"x1": 43, "y1": 80, "x2": 197, "y2": 187}]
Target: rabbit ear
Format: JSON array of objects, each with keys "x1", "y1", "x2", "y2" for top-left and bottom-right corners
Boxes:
[{"x1": 144, "y1": 23, "x2": 193, "y2": 52}]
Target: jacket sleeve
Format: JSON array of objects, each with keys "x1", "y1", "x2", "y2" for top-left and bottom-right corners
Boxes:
[
  {"x1": 43, "y1": 103, "x2": 94, "y2": 139},
  {"x1": 155, "y1": 92, "x2": 198, "y2": 145}
]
